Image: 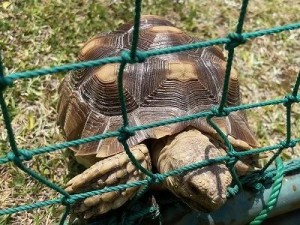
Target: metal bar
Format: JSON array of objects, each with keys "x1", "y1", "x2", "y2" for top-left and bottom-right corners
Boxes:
[{"x1": 155, "y1": 172, "x2": 300, "y2": 225}]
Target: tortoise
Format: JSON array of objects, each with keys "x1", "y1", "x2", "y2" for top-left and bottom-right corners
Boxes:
[{"x1": 57, "y1": 15, "x2": 258, "y2": 220}]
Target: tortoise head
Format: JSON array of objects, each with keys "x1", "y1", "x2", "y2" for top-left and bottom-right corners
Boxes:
[{"x1": 152, "y1": 128, "x2": 232, "y2": 211}]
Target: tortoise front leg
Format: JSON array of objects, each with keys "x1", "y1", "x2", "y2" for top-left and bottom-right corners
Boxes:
[{"x1": 66, "y1": 144, "x2": 151, "y2": 219}]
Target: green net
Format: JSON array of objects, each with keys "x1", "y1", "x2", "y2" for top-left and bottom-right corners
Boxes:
[{"x1": 0, "y1": 0, "x2": 300, "y2": 224}]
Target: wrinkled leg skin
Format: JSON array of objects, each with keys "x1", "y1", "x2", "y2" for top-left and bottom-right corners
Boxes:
[
  {"x1": 65, "y1": 144, "x2": 151, "y2": 220},
  {"x1": 152, "y1": 128, "x2": 232, "y2": 212}
]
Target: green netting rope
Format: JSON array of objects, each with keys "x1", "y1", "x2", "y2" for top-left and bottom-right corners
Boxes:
[
  {"x1": 0, "y1": 0, "x2": 300, "y2": 224},
  {"x1": 249, "y1": 157, "x2": 284, "y2": 225}
]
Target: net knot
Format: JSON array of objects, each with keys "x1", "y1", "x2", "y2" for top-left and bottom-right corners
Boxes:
[
  {"x1": 118, "y1": 126, "x2": 135, "y2": 142},
  {"x1": 283, "y1": 94, "x2": 298, "y2": 106},
  {"x1": 225, "y1": 33, "x2": 247, "y2": 50},
  {"x1": 7, "y1": 152, "x2": 19, "y2": 163},
  {"x1": 211, "y1": 106, "x2": 229, "y2": 117},
  {"x1": 226, "y1": 185, "x2": 239, "y2": 197},
  {"x1": 19, "y1": 149, "x2": 33, "y2": 161},
  {"x1": 148, "y1": 173, "x2": 165, "y2": 184},
  {"x1": 61, "y1": 196, "x2": 74, "y2": 206},
  {"x1": 279, "y1": 140, "x2": 296, "y2": 149},
  {"x1": 7, "y1": 150, "x2": 32, "y2": 162},
  {"x1": 121, "y1": 50, "x2": 146, "y2": 64},
  {"x1": 251, "y1": 182, "x2": 265, "y2": 192},
  {"x1": 227, "y1": 150, "x2": 240, "y2": 165},
  {"x1": 0, "y1": 77, "x2": 13, "y2": 91}
]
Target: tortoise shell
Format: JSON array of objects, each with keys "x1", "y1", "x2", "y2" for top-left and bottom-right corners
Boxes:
[{"x1": 57, "y1": 15, "x2": 257, "y2": 159}]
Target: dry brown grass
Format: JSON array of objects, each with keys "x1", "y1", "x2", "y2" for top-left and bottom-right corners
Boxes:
[{"x1": 0, "y1": 0, "x2": 299, "y2": 224}]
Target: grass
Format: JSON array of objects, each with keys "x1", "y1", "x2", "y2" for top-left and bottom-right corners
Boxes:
[{"x1": 0, "y1": 0, "x2": 299, "y2": 224}]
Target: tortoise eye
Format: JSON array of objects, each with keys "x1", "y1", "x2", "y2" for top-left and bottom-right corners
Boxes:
[{"x1": 188, "y1": 182, "x2": 202, "y2": 195}]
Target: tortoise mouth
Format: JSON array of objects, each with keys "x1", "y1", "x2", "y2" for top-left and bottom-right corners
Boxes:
[{"x1": 178, "y1": 183, "x2": 227, "y2": 213}]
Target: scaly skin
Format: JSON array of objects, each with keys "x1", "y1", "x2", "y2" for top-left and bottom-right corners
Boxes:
[
  {"x1": 65, "y1": 128, "x2": 233, "y2": 219},
  {"x1": 66, "y1": 144, "x2": 151, "y2": 219}
]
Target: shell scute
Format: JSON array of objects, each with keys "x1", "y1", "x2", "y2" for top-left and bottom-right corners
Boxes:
[
  {"x1": 57, "y1": 16, "x2": 258, "y2": 157},
  {"x1": 63, "y1": 93, "x2": 90, "y2": 141}
]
